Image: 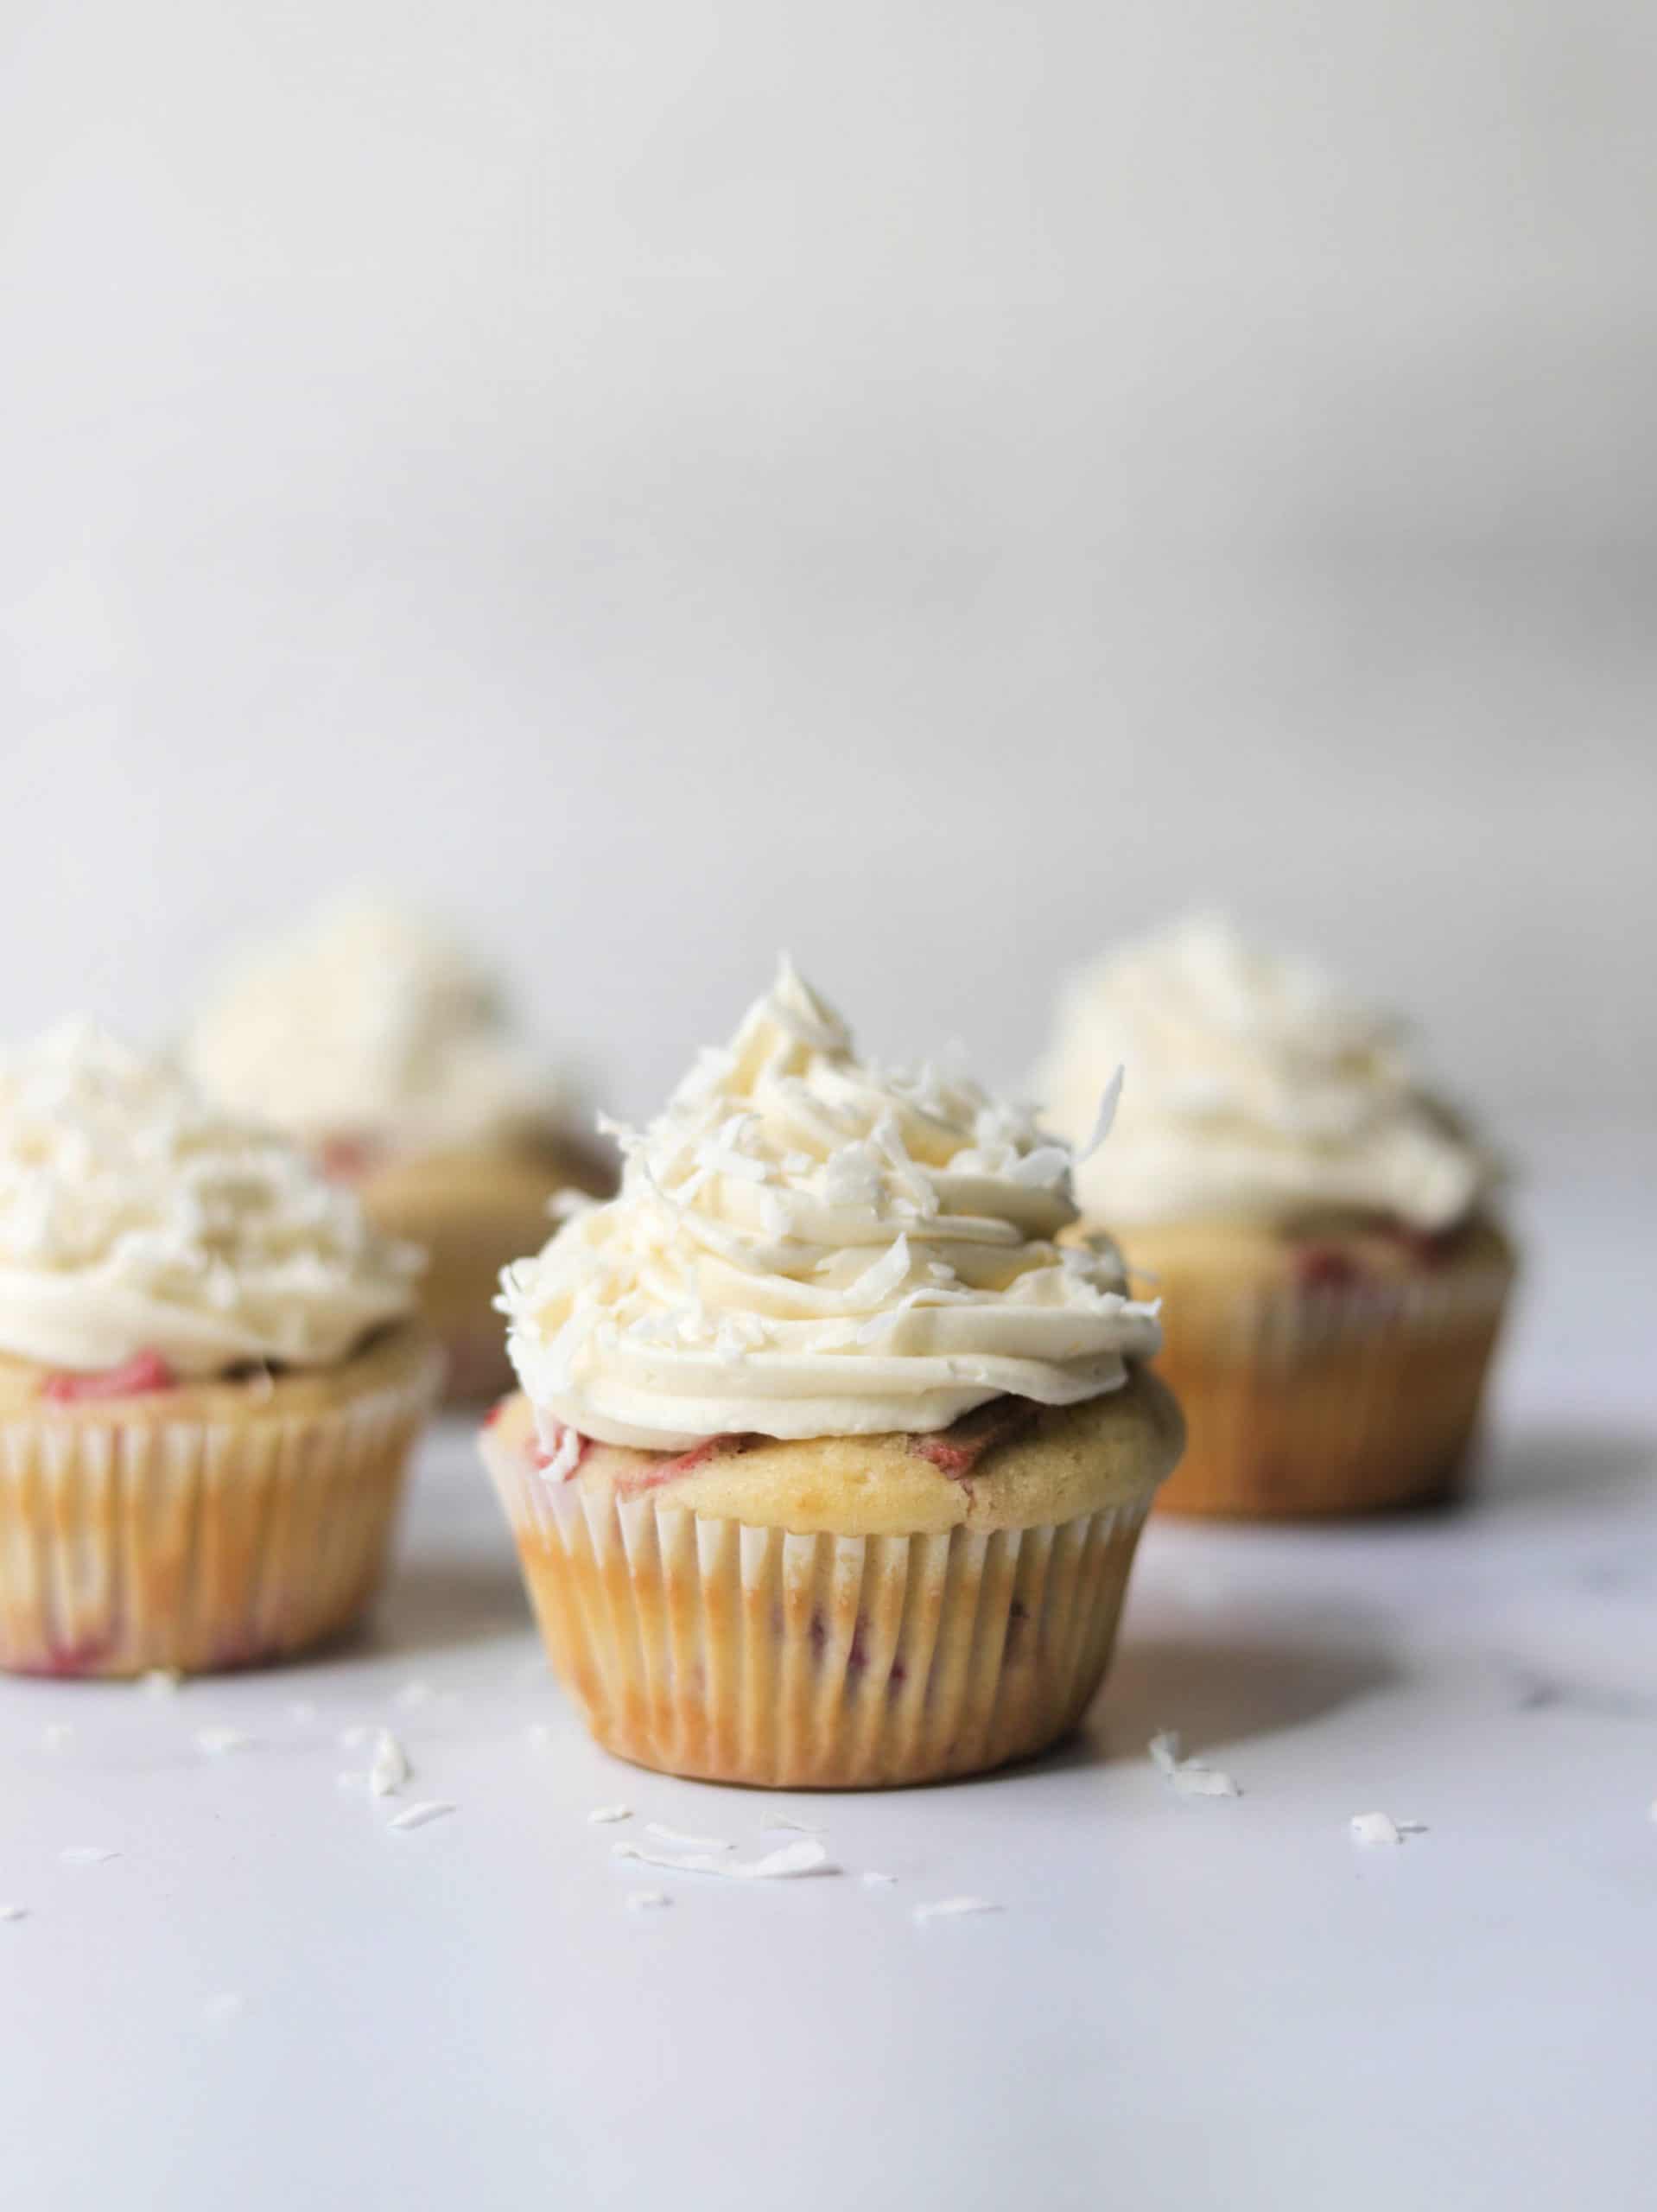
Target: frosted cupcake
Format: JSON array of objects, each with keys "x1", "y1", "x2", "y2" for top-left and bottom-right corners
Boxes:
[
  {"x1": 187, "y1": 897, "x2": 611, "y2": 1399},
  {"x1": 0, "y1": 1025, "x2": 441, "y2": 1675},
  {"x1": 480, "y1": 962, "x2": 1181, "y2": 1789},
  {"x1": 1038, "y1": 916, "x2": 1514, "y2": 1517}
]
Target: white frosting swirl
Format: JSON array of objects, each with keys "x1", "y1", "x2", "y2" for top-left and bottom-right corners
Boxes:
[
  {"x1": 0, "y1": 1024, "x2": 421, "y2": 1374},
  {"x1": 1038, "y1": 916, "x2": 1493, "y2": 1232},
  {"x1": 186, "y1": 896, "x2": 562, "y2": 1154},
  {"x1": 500, "y1": 962, "x2": 1160, "y2": 1450}
]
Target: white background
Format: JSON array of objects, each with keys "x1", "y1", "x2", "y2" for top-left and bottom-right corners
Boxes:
[{"x1": 3, "y1": 0, "x2": 1651, "y2": 1122}]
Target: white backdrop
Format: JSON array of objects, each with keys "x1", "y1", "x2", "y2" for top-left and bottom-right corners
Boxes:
[{"x1": 3, "y1": 0, "x2": 1650, "y2": 1127}]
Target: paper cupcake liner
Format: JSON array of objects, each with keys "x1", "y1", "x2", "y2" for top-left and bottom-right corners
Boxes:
[
  {"x1": 0, "y1": 1346, "x2": 441, "y2": 1677},
  {"x1": 1149, "y1": 1255, "x2": 1515, "y2": 1518},
  {"x1": 492, "y1": 1452, "x2": 1152, "y2": 1788}
]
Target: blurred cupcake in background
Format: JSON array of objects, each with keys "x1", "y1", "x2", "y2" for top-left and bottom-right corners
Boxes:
[
  {"x1": 0, "y1": 1025, "x2": 440, "y2": 1675},
  {"x1": 187, "y1": 897, "x2": 613, "y2": 1400},
  {"x1": 481, "y1": 960, "x2": 1182, "y2": 1789},
  {"x1": 1038, "y1": 916, "x2": 1515, "y2": 1518}
]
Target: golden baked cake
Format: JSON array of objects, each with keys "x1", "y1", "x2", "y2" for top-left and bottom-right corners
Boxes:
[
  {"x1": 1038, "y1": 916, "x2": 1515, "y2": 1516},
  {"x1": 480, "y1": 961, "x2": 1183, "y2": 1788},
  {"x1": 186, "y1": 896, "x2": 611, "y2": 1399},
  {"x1": 0, "y1": 1026, "x2": 441, "y2": 1675}
]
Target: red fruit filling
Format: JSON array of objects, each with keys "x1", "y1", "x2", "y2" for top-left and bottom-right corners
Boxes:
[
  {"x1": 1291, "y1": 1245, "x2": 1364, "y2": 1295},
  {"x1": 910, "y1": 1396, "x2": 1036, "y2": 1480},
  {"x1": 42, "y1": 1351, "x2": 178, "y2": 1403},
  {"x1": 621, "y1": 1433, "x2": 756, "y2": 1494},
  {"x1": 318, "y1": 1133, "x2": 384, "y2": 1184},
  {"x1": 530, "y1": 1427, "x2": 591, "y2": 1481},
  {"x1": 481, "y1": 1396, "x2": 511, "y2": 1430}
]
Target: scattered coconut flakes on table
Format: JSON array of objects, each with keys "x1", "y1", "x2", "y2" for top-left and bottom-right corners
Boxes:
[
  {"x1": 195, "y1": 1726, "x2": 257, "y2": 1757},
  {"x1": 587, "y1": 1804, "x2": 632, "y2": 1825},
  {"x1": 912, "y1": 1897, "x2": 999, "y2": 1924},
  {"x1": 613, "y1": 1838, "x2": 836, "y2": 1881},
  {"x1": 1349, "y1": 1813, "x2": 1428, "y2": 1846},
  {"x1": 368, "y1": 1729, "x2": 410, "y2": 1798},
  {"x1": 626, "y1": 1891, "x2": 673, "y2": 1912},
  {"x1": 41, "y1": 1723, "x2": 73, "y2": 1752},
  {"x1": 142, "y1": 1669, "x2": 180, "y2": 1696},
  {"x1": 388, "y1": 1802, "x2": 456, "y2": 1833},
  {"x1": 860, "y1": 1872, "x2": 897, "y2": 1887},
  {"x1": 1148, "y1": 1730, "x2": 1241, "y2": 1798},
  {"x1": 60, "y1": 1847, "x2": 118, "y2": 1866},
  {"x1": 0, "y1": 1904, "x2": 29, "y2": 1922},
  {"x1": 644, "y1": 1823, "x2": 733, "y2": 1853}
]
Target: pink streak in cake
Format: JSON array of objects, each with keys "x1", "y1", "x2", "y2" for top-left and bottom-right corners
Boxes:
[
  {"x1": 909, "y1": 1397, "x2": 1036, "y2": 1479},
  {"x1": 41, "y1": 1351, "x2": 178, "y2": 1403}
]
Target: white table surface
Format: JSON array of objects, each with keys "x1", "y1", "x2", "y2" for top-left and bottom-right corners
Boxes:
[{"x1": 3, "y1": 1148, "x2": 1653, "y2": 2212}]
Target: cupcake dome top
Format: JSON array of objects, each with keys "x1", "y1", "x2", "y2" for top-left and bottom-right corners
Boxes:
[
  {"x1": 1038, "y1": 914, "x2": 1494, "y2": 1232},
  {"x1": 0, "y1": 1023, "x2": 420, "y2": 1375},
  {"x1": 186, "y1": 895, "x2": 561, "y2": 1155},
  {"x1": 500, "y1": 961, "x2": 1160, "y2": 1450}
]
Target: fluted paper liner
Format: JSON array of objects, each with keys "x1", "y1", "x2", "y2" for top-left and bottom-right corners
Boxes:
[
  {"x1": 0, "y1": 1340, "x2": 441, "y2": 1677},
  {"x1": 1147, "y1": 1247, "x2": 1515, "y2": 1518},
  {"x1": 492, "y1": 1450, "x2": 1153, "y2": 1789}
]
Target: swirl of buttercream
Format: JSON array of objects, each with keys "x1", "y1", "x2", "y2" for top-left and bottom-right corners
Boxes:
[
  {"x1": 186, "y1": 895, "x2": 562, "y2": 1154},
  {"x1": 499, "y1": 962, "x2": 1160, "y2": 1450},
  {"x1": 1038, "y1": 916, "x2": 1494, "y2": 1232},
  {"x1": 0, "y1": 1023, "x2": 422, "y2": 1374}
]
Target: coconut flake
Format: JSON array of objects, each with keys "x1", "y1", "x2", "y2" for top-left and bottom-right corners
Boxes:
[
  {"x1": 287, "y1": 1700, "x2": 318, "y2": 1725},
  {"x1": 338, "y1": 1724, "x2": 373, "y2": 1750},
  {"x1": 142, "y1": 1669, "x2": 181, "y2": 1695},
  {"x1": 368, "y1": 1730, "x2": 410, "y2": 1798},
  {"x1": 0, "y1": 1904, "x2": 29, "y2": 1922},
  {"x1": 912, "y1": 1896, "x2": 998, "y2": 1923},
  {"x1": 1076, "y1": 1067, "x2": 1126, "y2": 1165},
  {"x1": 1148, "y1": 1730, "x2": 1241, "y2": 1798},
  {"x1": 1350, "y1": 1812, "x2": 1427, "y2": 1845},
  {"x1": 625, "y1": 1891, "x2": 673, "y2": 1912},
  {"x1": 41, "y1": 1723, "x2": 73, "y2": 1752},
  {"x1": 525, "y1": 1723, "x2": 552, "y2": 1750},
  {"x1": 195, "y1": 1726, "x2": 256, "y2": 1757},
  {"x1": 613, "y1": 1837, "x2": 835, "y2": 1881},
  {"x1": 587, "y1": 1803, "x2": 632, "y2": 1825},
  {"x1": 765, "y1": 1816, "x2": 827, "y2": 1836},
  {"x1": 644, "y1": 1823, "x2": 733, "y2": 1853},
  {"x1": 860, "y1": 1871, "x2": 897, "y2": 1887},
  {"x1": 60, "y1": 1847, "x2": 118, "y2": 1866},
  {"x1": 395, "y1": 1681, "x2": 435, "y2": 1710},
  {"x1": 388, "y1": 1801, "x2": 455, "y2": 1832}
]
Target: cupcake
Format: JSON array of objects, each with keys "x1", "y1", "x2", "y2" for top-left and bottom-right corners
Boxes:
[
  {"x1": 0, "y1": 1024, "x2": 441, "y2": 1675},
  {"x1": 1038, "y1": 915, "x2": 1515, "y2": 1518},
  {"x1": 186, "y1": 897, "x2": 612, "y2": 1399},
  {"x1": 480, "y1": 961, "x2": 1181, "y2": 1789}
]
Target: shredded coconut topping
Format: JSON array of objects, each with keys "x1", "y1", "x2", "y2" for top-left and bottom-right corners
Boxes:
[
  {"x1": 500, "y1": 960, "x2": 1159, "y2": 1448},
  {"x1": 1038, "y1": 915, "x2": 1495, "y2": 1231},
  {"x1": 0, "y1": 1023, "x2": 419, "y2": 1374}
]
